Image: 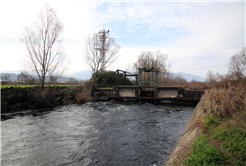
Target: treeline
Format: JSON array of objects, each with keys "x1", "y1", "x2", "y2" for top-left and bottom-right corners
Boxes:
[{"x1": 123, "y1": 47, "x2": 245, "y2": 90}]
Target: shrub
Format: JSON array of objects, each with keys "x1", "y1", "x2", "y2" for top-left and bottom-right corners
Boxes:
[
  {"x1": 62, "y1": 89, "x2": 71, "y2": 105},
  {"x1": 75, "y1": 88, "x2": 92, "y2": 103},
  {"x1": 92, "y1": 70, "x2": 134, "y2": 87}
]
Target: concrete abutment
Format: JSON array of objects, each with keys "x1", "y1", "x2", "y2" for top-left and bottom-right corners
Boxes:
[{"x1": 164, "y1": 99, "x2": 206, "y2": 166}]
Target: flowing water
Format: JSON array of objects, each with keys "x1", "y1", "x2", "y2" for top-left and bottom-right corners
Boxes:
[{"x1": 1, "y1": 101, "x2": 194, "y2": 166}]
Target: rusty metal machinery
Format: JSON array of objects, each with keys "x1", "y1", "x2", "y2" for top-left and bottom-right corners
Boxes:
[{"x1": 138, "y1": 67, "x2": 158, "y2": 86}]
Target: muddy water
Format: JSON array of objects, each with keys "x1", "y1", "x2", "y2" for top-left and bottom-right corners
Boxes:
[{"x1": 1, "y1": 102, "x2": 194, "y2": 166}]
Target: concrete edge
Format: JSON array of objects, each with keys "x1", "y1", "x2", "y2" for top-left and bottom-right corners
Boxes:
[{"x1": 164, "y1": 99, "x2": 206, "y2": 166}]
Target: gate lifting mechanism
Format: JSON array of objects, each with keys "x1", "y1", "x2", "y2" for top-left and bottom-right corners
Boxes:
[{"x1": 138, "y1": 67, "x2": 158, "y2": 86}]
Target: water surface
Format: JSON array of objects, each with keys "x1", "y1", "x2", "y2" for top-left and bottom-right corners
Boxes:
[{"x1": 1, "y1": 102, "x2": 194, "y2": 166}]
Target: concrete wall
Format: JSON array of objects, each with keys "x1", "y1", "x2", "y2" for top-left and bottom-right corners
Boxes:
[
  {"x1": 185, "y1": 90, "x2": 206, "y2": 99},
  {"x1": 96, "y1": 89, "x2": 116, "y2": 96},
  {"x1": 96, "y1": 86, "x2": 206, "y2": 100},
  {"x1": 158, "y1": 89, "x2": 178, "y2": 97},
  {"x1": 119, "y1": 88, "x2": 136, "y2": 97},
  {"x1": 164, "y1": 99, "x2": 205, "y2": 166}
]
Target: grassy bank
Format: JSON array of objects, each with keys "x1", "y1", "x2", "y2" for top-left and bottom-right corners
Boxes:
[{"x1": 182, "y1": 82, "x2": 246, "y2": 166}]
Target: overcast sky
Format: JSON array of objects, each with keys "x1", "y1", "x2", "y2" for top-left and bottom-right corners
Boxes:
[{"x1": 0, "y1": 0, "x2": 245, "y2": 78}]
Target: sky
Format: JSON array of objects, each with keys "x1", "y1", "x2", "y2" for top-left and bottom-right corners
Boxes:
[{"x1": 0, "y1": 0, "x2": 245, "y2": 78}]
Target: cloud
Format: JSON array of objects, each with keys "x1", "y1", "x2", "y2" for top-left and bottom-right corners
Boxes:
[
  {"x1": 1, "y1": 43, "x2": 23, "y2": 71},
  {"x1": 87, "y1": 1, "x2": 244, "y2": 65},
  {"x1": 1, "y1": 1, "x2": 244, "y2": 78},
  {"x1": 0, "y1": 1, "x2": 96, "y2": 72}
]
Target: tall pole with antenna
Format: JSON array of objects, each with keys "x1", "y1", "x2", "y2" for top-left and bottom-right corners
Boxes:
[{"x1": 95, "y1": 29, "x2": 110, "y2": 72}]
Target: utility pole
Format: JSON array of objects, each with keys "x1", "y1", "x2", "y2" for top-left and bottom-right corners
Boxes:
[{"x1": 95, "y1": 29, "x2": 110, "y2": 72}]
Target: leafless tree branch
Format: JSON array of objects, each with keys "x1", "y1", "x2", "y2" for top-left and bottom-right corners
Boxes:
[
  {"x1": 228, "y1": 47, "x2": 246, "y2": 81},
  {"x1": 84, "y1": 32, "x2": 120, "y2": 75},
  {"x1": 133, "y1": 50, "x2": 171, "y2": 85},
  {"x1": 20, "y1": 4, "x2": 69, "y2": 88}
]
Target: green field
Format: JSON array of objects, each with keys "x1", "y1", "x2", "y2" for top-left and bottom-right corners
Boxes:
[{"x1": 1, "y1": 85, "x2": 80, "y2": 89}]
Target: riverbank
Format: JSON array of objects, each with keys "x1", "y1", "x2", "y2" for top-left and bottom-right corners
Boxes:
[
  {"x1": 165, "y1": 82, "x2": 246, "y2": 166},
  {"x1": 1, "y1": 86, "x2": 91, "y2": 114},
  {"x1": 165, "y1": 98, "x2": 205, "y2": 165}
]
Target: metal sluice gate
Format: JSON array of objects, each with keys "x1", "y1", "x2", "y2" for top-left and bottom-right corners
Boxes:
[{"x1": 94, "y1": 68, "x2": 206, "y2": 102}]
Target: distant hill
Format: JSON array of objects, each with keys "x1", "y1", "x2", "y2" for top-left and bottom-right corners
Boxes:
[
  {"x1": 0, "y1": 73, "x2": 19, "y2": 81},
  {"x1": 0, "y1": 73, "x2": 81, "y2": 82},
  {"x1": 1, "y1": 70, "x2": 205, "y2": 82},
  {"x1": 66, "y1": 70, "x2": 92, "y2": 80},
  {"x1": 66, "y1": 70, "x2": 205, "y2": 82},
  {"x1": 172, "y1": 72, "x2": 205, "y2": 82}
]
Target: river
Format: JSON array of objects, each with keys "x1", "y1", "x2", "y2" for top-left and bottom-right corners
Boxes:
[{"x1": 1, "y1": 101, "x2": 194, "y2": 166}]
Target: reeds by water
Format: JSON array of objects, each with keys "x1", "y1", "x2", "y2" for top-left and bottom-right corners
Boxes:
[{"x1": 203, "y1": 81, "x2": 246, "y2": 117}]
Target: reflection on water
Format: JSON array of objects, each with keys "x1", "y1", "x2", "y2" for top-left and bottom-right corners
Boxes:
[{"x1": 1, "y1": 102, "x2": 194, "y2": 166}]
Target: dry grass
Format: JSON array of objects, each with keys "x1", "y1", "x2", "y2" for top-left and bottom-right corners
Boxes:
[
  {"x1": 62, "y1": 89, "x2": 71, "y2": 105},
  {"x1": 160, "y1": 80, "x2": 210, "y2": 90},
  {"x1": 231, "y1": 111, "x2": 246, "y2": 132},
  {"x1": 160, "y1": 79, "x2": 241, "y2": 90},
  {"x1": 203, "y1": 81, "x2": 246, "y2": 117},
  {"x1": 75, "y1": 87, "x2": 92, "y2": 104},
  {"x1": 183, "y1": 81, "x2": 209, "y2": 90}
]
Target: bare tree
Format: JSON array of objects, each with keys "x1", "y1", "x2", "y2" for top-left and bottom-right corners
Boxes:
[
  {"x1": 3, "y1": 75, "x2": 10, "y2": 83},
  {"x1": 20, "y1": 4, "x2": 69, "y2": 88},
  {"x1": 206, "y1": 70, "x2": 226, "y2": 82},
  {"x1": 206, "y1": 70, "x2": 216, "y2": 83},
  {"x1": 1, "y1": 75, "x2": 3, "y2": 84},
  {"x1": 134, "y1": 51, "x2": 171, "y2": 72},
  {"x1": 133, "y1": 50, "x2": 171, "y2": 85},
  {"x1": 69, "y1": 77, "x2": 75, "y2": 85},
  {"x1": 125, "y1": 63, "x2": 134, "y2": 73},
  {"x1": 49, "y1": 75, "x2": 57, "y2": 84},
  {"x1": 17, "y1": 73, "x2": 25, "y2": 84},
  {"x1": 170, "y1": 73, "x2": 187, "y2": 83},
  {"x1": 19, "y1": 72, "x2": 36, "y2": 85},
  {"x1": 84, "y1": 31, "x2": 120, "y2": 82},
  {"x1": 228, "y1": 47, "x2": 246, "y2": 81}
]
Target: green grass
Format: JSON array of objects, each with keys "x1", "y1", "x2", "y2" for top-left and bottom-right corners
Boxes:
[
  {"x1": 213, "y1": 127, "x2": 246, "y2": 165},
  {"x1": 1, "y1": 85, "x2": 36, "y2": 88},
  {"x1": 184, "y1": 114, "x2": 246, "y2": 166},
  {"x1": 203, "y1": 115, "x2": 225, "y2": 132},
  {"x1": 1, "y1": 84, "x2": 80, "y2": 89},
  {"x1": 184, "y1": 136, "x2": 225, "y2": 166}
]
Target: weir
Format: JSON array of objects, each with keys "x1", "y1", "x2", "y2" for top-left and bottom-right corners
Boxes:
[
  {"x1": 94, "y1": 68, "x2": 206, "y2": 102},
  {"x1": 96, "y1": 86, "x2": 205, "y2": 102}
]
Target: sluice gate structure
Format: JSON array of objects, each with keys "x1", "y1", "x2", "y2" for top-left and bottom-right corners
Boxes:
[{"x1": 94, "y1": 68, "x2": 206, "y2": 103}]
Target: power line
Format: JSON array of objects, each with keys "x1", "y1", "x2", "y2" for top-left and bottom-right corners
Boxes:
[{"x1": 177, "y1": 64, "x2": 228, "y2": 71}]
